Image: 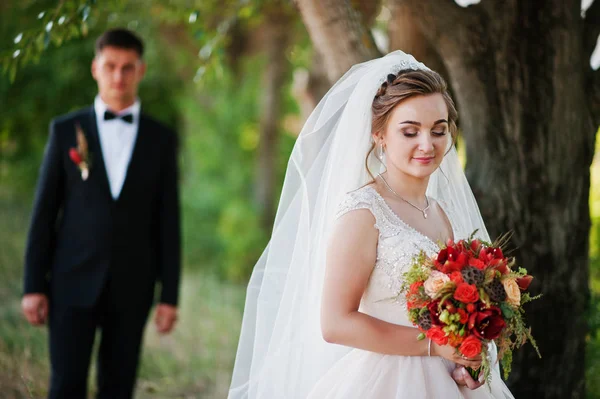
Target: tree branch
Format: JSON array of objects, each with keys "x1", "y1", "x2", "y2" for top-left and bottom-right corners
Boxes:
[
  {"x1": 584, "y1": 0, "x2": 600, "y2": 62},
  {"x1": 295, "y1": 0, "x2": 381, "y2": 83},
  {"x1": 386, "y1": 0, "x2": 447, "y2": 76},
  {"x1": 397, "y1": 0, "x2": 477, "y2": 48}
]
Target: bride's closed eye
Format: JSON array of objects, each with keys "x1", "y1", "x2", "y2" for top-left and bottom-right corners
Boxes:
[{"x1": 402, "y1": 129, "x2": 419, "y2": 137}]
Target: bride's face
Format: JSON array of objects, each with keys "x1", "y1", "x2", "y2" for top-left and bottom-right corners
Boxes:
[{"x1": 378, "y1": 93, "x2": 450, "y2": 179}]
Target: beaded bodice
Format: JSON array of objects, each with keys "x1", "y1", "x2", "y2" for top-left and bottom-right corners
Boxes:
[{"x1": 336, "y1": 185, "x2": 455, "y2": 327}]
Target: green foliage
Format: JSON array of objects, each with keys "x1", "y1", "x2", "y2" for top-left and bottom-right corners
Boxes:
[
  {"x1": 180, "y1": 55, "x2": 297, "y2": 280},
  {"x1": 587, "y1": 128, "x2": 600, "y2": 398},
  {"x1": 1, "y1": 0, "x2": 118, "y2": 82}
]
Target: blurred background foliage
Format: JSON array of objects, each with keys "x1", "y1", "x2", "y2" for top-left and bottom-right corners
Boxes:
[{"x1": 1, "y1": 0, "x2": 600, "y2": 398}]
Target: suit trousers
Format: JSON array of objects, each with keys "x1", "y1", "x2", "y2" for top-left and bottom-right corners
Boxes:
[{"x1": 48, "y1": 275, "x2": 152, "y2": 399}]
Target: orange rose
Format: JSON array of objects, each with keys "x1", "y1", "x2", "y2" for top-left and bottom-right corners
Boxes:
[
  {"x1": 426, "y1": 326, "x2": 448, "y2": 346},
  {"x1": 459, "y1": 335, "x2": 482, "y2": 358},
  {"x1": 503, "y1": 278, "x2": 521, "y2": 306},
  {"x1": 454, "y1": 283, "x2": 479, "y2": 304},
  {"x1": 450, "y1": 271, "x2": 464, "y2": 284},
  {"x1": 424, "y1": 271, "x2": 450, "y2": 298}
]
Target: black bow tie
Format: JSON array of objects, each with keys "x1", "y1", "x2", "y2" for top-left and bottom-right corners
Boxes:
[{"x1": 104, "y1": 110, "x2": 134, "y2": 124}]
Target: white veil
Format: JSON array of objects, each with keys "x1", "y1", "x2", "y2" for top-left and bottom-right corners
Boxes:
[{"x1": 228, "y1": 51, "x2": 491, "y2": 399}]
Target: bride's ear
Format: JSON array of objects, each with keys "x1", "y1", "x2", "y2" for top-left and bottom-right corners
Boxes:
[{"x1": 372, "y1": 131, "x2": 383, "y2": 144}]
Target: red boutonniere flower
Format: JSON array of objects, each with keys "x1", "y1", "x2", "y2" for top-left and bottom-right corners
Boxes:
[{"x1": 69, "y1": 122, "x2": 91, "y2": 180}]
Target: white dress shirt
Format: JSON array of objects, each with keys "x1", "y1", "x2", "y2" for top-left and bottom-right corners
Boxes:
[{"x1": 94, "y1": 96, "x2": 141, "y2": 199}]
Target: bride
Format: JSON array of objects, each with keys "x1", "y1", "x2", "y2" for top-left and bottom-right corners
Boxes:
[{"x1": 228, "y1": 51, "x2": 514, "y2": 398}]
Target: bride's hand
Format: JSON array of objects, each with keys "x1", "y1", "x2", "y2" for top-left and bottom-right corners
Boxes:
[
  {"x1": 451, "y1": 365, "x2": 484, "y2": 390},
  {"x1": 430, "y1": 341, "x2": 482, "y2": 369}
]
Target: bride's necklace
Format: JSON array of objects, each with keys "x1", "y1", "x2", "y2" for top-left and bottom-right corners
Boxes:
[{"x1": 378, "y1": 173, "x2": 431, "y2": 219}]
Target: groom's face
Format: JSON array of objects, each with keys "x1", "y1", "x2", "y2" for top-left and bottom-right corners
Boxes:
[{"x1": 92, "y1": 46, "x2": 146, "y2": 106}]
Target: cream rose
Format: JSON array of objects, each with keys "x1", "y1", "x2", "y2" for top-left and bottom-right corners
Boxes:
[
  {"x1": 424, "y1": 271, "x2": 450, "y2": 298},
  {"x1": 503, "y1": 278, "x2": 521, "y2": 306}
]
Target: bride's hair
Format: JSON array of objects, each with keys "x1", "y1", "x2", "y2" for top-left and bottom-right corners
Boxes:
[{"x1": 366, "y1": 68, "x2": 458, "y2": 179}]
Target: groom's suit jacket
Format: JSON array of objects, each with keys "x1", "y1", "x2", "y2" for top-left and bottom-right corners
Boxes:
[{"x1": 23, "y1": 106, "x2": 181, "y2": 309}]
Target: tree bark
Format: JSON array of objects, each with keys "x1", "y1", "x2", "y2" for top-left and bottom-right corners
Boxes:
[
  {"x1": 386, "y1": 0, "x2": 447, "y2": 78},
  {"x1": 295, "y1": 0, "x2": 381, "y2": 82},
  {"x1": 255, "y1": 7, "x2": 292, "y2": 232},
  {"x1": 400, "y1": 1, "x2": 594, "y2": 397}
]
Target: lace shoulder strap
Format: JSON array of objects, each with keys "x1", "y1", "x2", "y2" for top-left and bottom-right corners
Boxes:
[{"x1": 335, "y1": 185, "x2": 377, "y2": 220}]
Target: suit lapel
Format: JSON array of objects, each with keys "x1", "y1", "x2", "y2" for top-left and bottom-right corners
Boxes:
[
  {"x1": 117, "y1": 113, "x2": 147, "y2": 202},
  {"x1": 86, "y1": 107, "x2": 113, "y2": 201}
]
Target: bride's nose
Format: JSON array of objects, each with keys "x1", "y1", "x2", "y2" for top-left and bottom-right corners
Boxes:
[{"x1": 417, "y1": 133, "x2": 434, "y2": 153}]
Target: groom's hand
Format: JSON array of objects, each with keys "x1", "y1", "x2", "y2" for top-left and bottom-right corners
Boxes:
[
  {"x1": 154, "y1": 303, "x2": 178, "y2": 334},
  {"x1": 22, "y1": 293, "x2": 49, "y2": 326}
]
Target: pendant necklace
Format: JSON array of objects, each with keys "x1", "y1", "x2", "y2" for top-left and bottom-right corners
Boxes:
[{"x1": 378, "y1": 173, "x2": 430, "y2": 219}]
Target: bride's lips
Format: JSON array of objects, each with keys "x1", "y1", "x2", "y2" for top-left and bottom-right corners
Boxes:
[{"x1": 413, "y1": 157, "x2": 434, "y2": 164}]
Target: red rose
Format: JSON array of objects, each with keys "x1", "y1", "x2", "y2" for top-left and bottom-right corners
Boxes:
[
  {"x1": 466, "y1": 303, "x2": 476, "y2": 313},
  {"x1": 426, "y1": 326, "x2": 448, "y2": 346},
  {"x1": 459, "y1": 335, "x2": 482, "y2": 358},
  {"x1": 470, "y1": 239, "x2": 482, "y2": 252},
  {"x1": 69, "y1": 148, "x2": 82, "y2": 165},
  {"x1": 450, "y1": 271, "x2": 464, "y2": 284},
  {"x1": 453, "y1": 283, "x2": 480, "y2": 304},
  {"x1": 468, "y1": 306, "x2": 506, "y2": 340},
  {"x1": 517, "y1": 275, "x2": 533, "y2": 290},
  {"x1": 468, "y1": 258, "x2": 486, "y2": 270},
  {"x1": 457, "y1": 308, "x2": 469, "y2": 324}
]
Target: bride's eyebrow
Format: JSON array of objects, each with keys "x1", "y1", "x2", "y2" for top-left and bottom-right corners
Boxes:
[{"x1": 399, "y1": 119, "x2": 448, "y2": 126}]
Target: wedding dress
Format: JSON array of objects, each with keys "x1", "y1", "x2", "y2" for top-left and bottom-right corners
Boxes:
[{"x1": 305, "y1": 185, "x2": 514, "y2": 399}]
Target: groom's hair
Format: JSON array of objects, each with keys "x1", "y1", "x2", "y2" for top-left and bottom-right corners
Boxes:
[{"x1": 95, "y1": 28, "x2": 144, "y2": 58}]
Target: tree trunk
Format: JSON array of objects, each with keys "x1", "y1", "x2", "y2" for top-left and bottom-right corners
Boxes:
[
  {"x1": 295, "y1": 0, "x2": 381, "y2": 82},
  {"x1": 255, "y1": 7, "x2": 292, "y2": 232},
  {"x1": 386, "y1": 0, "x2": 447, "y2": 78},
  {"x1": 401, "y1": 1, "x2": 595, "y2": 397},
  {"x1": 300, "y1": 0, "x2": 598, "y2": 397}
]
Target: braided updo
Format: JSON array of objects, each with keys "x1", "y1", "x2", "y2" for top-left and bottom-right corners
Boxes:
[{"x1": 366, "y1": 68, "x2": 458, "y2": 179}]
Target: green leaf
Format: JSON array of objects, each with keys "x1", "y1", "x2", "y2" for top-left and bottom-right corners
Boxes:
[{"x1": 500, "y1": 302, "x2": 515, "y2": 319}]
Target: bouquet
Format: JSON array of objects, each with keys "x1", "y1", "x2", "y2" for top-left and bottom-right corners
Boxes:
[{"x1": 402, "y1": 232, "x2": 540, "y2": 382}]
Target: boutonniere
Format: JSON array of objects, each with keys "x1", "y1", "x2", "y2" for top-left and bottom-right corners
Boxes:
[{"x1": 69, "y1": 122, "x2": 91, "y2": 181}]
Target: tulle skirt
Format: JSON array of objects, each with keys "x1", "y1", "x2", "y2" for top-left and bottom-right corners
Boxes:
[{"x1": 307, "y1": 348, "x2": 514, "y2": 399}]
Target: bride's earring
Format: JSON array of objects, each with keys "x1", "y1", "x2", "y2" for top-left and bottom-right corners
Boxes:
[{"x1": 379, "y1": 143, "x2": 386, "y2": 164}]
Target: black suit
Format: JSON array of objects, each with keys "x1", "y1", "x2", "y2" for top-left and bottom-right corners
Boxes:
[{"x1": 24, "y1": 106, "x2": 181, "y2": 398}]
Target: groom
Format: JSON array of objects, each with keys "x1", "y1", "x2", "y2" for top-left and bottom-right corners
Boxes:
[{"x1": 21, "y1": 28, "x2": 181, "y2": 398}]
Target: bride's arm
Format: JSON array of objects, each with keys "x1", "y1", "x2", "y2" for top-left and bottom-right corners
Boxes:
[{"x1": 320, "y1": 209, "x2": 480, "y2": 370}]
